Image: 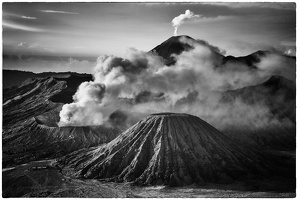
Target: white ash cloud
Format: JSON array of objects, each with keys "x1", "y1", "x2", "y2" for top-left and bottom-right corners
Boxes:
[
  {"x1": 196, "y1": 39, "x2": 227, "y2": 55},
  {"x1": 171, "y1": 10, "x2": 220, "y2": 36},
  {"x1": 58, "y1": 36, "x2": 295, "y2": 131},
  {"x1": 257, "y1": 53, "x2": 296, "y2": 81},
  {"x1": 172, "y1": 10, "x2": 203, "y2": 36},
  {"x1": 59, "y1": 82, "x2": 106, "y2": 126}
]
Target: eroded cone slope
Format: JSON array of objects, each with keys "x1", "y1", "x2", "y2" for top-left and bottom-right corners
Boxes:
[{"x1": 61, "y1": 113, "x2": 274, "y2": 186}]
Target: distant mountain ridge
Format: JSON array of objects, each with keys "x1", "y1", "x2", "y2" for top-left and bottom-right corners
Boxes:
[
  {"x1": 3, "y1": 69, "x2": 92, "y2": 89},
  {"x1": 222, "y1": 50, "x2": 272, "y2": 69},
  {"x1": 150, "y1": 35, "x2": 295, "y2": 76}
]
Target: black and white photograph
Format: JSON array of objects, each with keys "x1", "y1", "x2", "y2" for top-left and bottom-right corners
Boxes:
[{"x1": 2, "y1": 1, "x2": 296, "y2": 197}]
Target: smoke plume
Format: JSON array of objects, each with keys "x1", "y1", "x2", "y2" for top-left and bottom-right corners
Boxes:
[
  {"x1": 58, "y1": 36, "x2": 295, "y2": 134},
  {"x1": 172, "y1": 10, "x2": 203, "y2": 36},
  {"x1": 59, "y1": 82, "x2": 106, "y2": 126}
]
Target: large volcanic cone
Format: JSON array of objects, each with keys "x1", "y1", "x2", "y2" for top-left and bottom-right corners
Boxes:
[
  {"x1": 60, "y1": 113, "x2": 278, "y2": 186},
  {"x1": 149, "y1": 35, "x2": 194, "y2": 65},
  {"x1": 149, "y1": 35, "x2": 224, "y2": 66}
]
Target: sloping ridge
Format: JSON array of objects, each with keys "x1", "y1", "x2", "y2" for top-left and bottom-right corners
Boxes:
[
  {"x1": 149, "y1": 35, "x2": 195, "y2": 66},
  {"x1": 222, "y1": 75, "x2": 295, "y2": 124},
  {"x1": 3, "y1": 69, "x2": 92, "y2": 89},
  {"x1": 2, "y1": 75, "x2": 122, "y2": 167},
  {"x1": 222, "y1": 50, "x2": 272, "y2": 69},
  {"x1": 60, "y1": 113, "x2": 278, "y2": 186}
]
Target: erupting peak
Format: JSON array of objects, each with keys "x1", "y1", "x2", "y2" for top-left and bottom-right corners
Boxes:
[{"x1": 149, "y1": 35, "x2": 195, "y2": 65}]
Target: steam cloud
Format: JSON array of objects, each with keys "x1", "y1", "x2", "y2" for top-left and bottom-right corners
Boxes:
[
  {"x1": 172, "y1": 10, "x2": 203, "y2": 36},
  {"x1": 59, "y1": 82, "x2": 106, "y2": 126},
  {"x1": 59, "y1": 36, "x2": 295, "y2": 134}
]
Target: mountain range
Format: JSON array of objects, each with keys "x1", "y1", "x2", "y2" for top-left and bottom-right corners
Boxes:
[
  {"x1": 3, "y1": 69, "x2": 92, "y2": 89},
  {"x1": 4, "y1": 36, "x2": 295, "y2": 88},
  {"x1": 2, "y1": 35, "x2": 296, "y2": 196}
]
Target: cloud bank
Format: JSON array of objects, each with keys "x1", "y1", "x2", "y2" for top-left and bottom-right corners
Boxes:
[{"x1": 58, "y1": 36, "x2": 295, "y2": 132}]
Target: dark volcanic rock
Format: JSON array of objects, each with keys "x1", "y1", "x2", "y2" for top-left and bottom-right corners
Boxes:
[{"x1": 59, "y1": 113, "x2": 282, "y2": 186}]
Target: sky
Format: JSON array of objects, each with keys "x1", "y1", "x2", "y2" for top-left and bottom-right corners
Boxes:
[{"x1": 2, "y1": 2, "x2": 296, "y2": 73}]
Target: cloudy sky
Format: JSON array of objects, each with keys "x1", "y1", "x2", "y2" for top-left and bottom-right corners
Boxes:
[{"x1": 2, "y1": 2, "x2": 296, "y2": 72}]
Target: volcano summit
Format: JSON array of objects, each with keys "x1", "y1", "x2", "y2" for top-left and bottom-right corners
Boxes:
[{"x1": 59, "y1": 113, "x2": 283, "y2": 186}]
